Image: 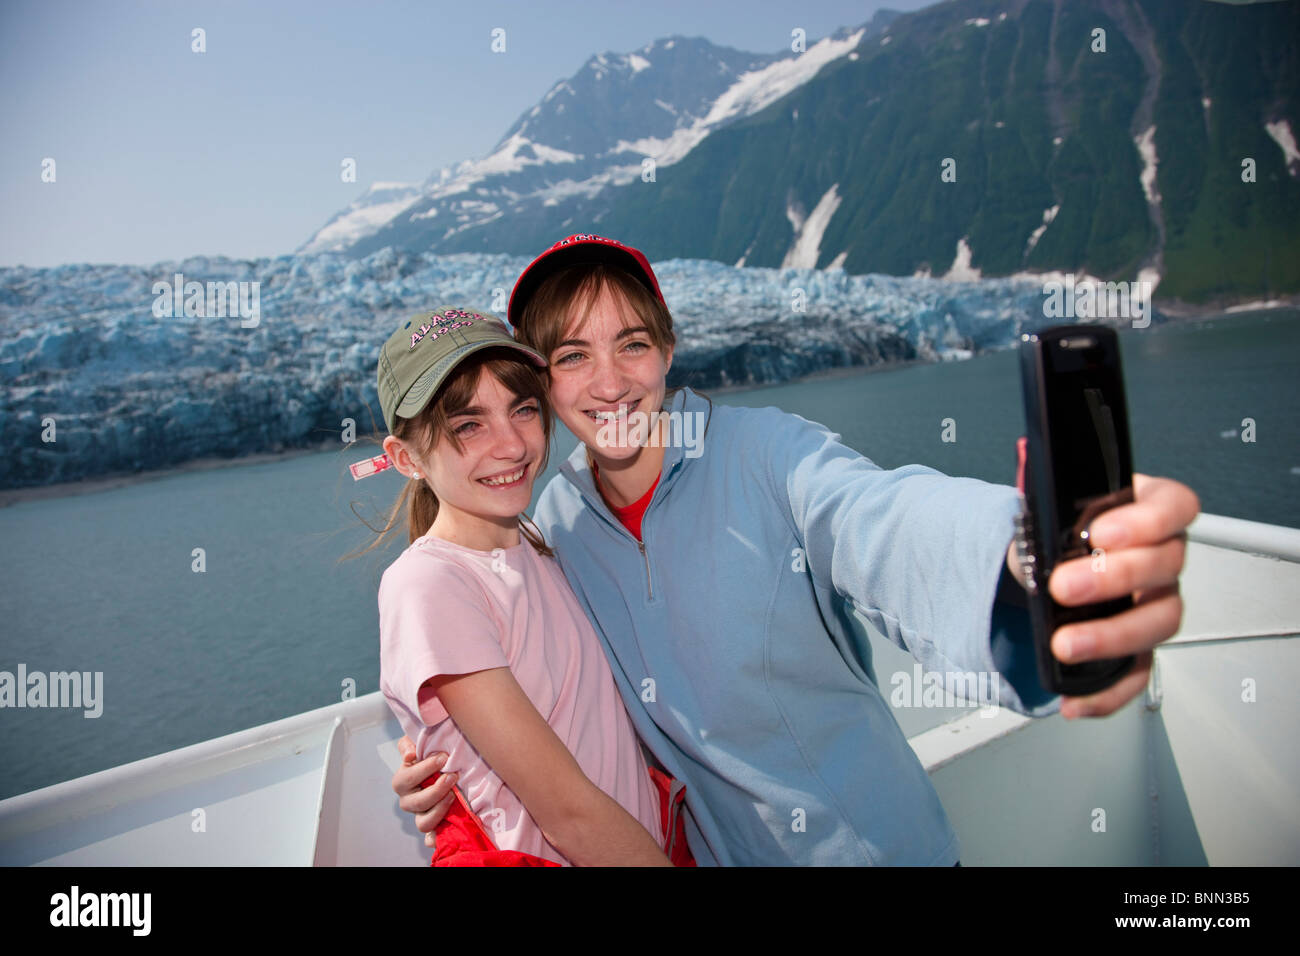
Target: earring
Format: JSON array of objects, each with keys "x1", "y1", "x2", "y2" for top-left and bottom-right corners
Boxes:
[{"x1": 412, "y1": 472, "x2": 421, "y2": 479}]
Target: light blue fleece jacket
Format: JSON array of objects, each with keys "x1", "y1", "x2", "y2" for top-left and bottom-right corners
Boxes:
[{"x1": 533, "y1": 387, "x2": 1060, "y2": 866}]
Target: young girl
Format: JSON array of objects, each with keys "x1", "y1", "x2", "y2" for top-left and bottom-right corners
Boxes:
[
  {"x1": 363, "y1": 306, "x2": 690, "y2": 866},
  {"x1": 393, "y1": 238, "x2": 1200, "y2": 866}
]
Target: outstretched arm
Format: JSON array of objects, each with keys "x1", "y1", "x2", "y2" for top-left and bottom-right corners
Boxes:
[
  {"x1": 767, "y1": 409, "x2": 1051, "y2": 713},
  {"x1": 765, "y1": 408, "x2": 1196, "y2": 717}
]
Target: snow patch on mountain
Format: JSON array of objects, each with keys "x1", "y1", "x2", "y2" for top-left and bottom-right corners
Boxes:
[
  {"x1": 301, "y1": 133, "x2": 579, "y2": 254},
  {"x1": 543, "y1": 82, "x2": 575, "y2": 103},
  {"x1": 1265, "y1": 119, "x2": 1299, "y2": 176},
  {"x1": 1138, "y1": 265, "x2": 1162, "y2": 298},
  {"x1": 1134, "y1": 126, "x2": 1161, "y2": 206},
  {"x1": 298, "y1": 183, "x2": 422, "y2": 254},
  {"x1": 684, "y1": 30, "x2": 862, "y2": 160},
  {"x1": 782, "y1": 184, "x2": 842, "y2": 269},
  {"x1": 943, "y1": 238, "x2": 982, "y2": 281},
  {"x1": 605, "y1": 30, "x2": 864, "y2": 168},
  {"x1": 785, "y1": 199, "x2": 806, "y2": 236},
  {"x1": 1024, "y1": 204, "x2": 1060, "y2": 257},
  {"x1": 455, "y1": 133, "x2": 580, "y2": 183},
  {"x1": 542, "y1": 167, "x2": 645, "y2": 205}
]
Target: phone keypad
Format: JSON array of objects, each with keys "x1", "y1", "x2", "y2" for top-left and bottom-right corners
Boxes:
[{"x1": 1013, "y1": 500, "x2": 1039, "y2": 595}]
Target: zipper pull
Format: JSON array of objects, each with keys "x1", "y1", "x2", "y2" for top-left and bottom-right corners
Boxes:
[{"x1": 638, "y1": 540, "x2": 653, "y2": 601}]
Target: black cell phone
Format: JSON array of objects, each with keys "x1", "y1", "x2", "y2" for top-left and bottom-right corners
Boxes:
[{"x1": 1016, "y1": 325, "x2": 1136, "y2": 697}]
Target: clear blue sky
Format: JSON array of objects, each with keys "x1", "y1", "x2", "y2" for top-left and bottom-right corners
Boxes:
[{"x1": 0, "y1": 0, "x2": 929, "y2": 268}]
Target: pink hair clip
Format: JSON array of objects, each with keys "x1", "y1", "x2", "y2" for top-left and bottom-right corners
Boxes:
[{"x1": 350, "y1": 453, "x2": 393, "y2": 481}]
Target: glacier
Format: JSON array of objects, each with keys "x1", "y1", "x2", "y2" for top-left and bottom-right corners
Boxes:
[{"x1": 0, "y1": 248, "x2": 1157, "y2": 491}]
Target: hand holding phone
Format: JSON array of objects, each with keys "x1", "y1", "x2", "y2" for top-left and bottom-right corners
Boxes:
[{"x1": 1016, "y1": 325, "x2": 1137, "y2": 697}]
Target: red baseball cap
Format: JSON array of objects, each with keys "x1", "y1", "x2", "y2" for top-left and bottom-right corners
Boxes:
[{"x1": 507, "y1": 234, "x2": 666, "y2": 330}]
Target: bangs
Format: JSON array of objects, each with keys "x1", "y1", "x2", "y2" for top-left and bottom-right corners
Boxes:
[
  {"x1": 559, "y1": 276, "x2": 652, "y2": 343},
  {"x1": 399, "y1": 348, "x2": 552, "y2": 458},
  {"x1": 521, "y1": 264, "x2": 675, "y2": 362}
]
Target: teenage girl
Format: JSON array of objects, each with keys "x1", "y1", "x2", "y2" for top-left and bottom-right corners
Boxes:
[
  {"x1": 392, "y1": 238, "x2": 1200, "y2": 866},
  {"x1": 363, "y1": 306, "x2": 689, "y2": 866}
]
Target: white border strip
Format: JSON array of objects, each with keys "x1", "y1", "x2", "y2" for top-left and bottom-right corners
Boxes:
[{"x1": 909, "y1": 707, "x2": 1034, "y2": 773}]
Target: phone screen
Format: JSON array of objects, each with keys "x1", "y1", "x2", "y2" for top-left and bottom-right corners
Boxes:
[{"x1": 1042, "y1": 335, "x2": 1133, "y2": 561}]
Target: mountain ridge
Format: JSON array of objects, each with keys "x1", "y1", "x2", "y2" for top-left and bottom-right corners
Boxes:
[
  {"x1": 299, "y1": 14, "x2": 897, "y2": 258},
  {"x1": 305, "y1": 0, "x2": 1299, "y2": 304}
]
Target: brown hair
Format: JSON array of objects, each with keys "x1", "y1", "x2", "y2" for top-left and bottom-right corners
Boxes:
[
  {"x1": 518, "y1": 263, "x2": 676, "y2": 362},
  {"x1": 343, "y1": 348, "x2": 554, "y2": 561}
]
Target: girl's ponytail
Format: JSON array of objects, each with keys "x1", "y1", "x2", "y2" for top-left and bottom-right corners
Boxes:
[{"x1": 408, "y1": 473, "x2": 440, "y2": 546}]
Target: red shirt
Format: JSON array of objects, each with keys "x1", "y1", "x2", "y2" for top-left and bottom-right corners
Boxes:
[{"x1": 592, "y1": 462, "x2": 659, "y2": 542}]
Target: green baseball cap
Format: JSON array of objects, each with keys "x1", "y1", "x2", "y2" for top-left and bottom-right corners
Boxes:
[{"x1": 376, "y1": 307, "x2": 547, "y2": 434}]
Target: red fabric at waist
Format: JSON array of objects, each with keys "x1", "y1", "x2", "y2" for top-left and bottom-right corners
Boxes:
[{"x1": 423, "y1": 767, "x2": 695, "y2": 867}]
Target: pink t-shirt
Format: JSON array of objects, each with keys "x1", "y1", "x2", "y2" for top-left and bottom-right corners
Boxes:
[{"x1": 378, "y1": 533, "x2": 662, "y2": 865}]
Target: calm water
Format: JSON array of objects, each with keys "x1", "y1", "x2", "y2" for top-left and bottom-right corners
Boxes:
[{"x1": 1, "y1": 309, "x2": 1297, "y2": 800}]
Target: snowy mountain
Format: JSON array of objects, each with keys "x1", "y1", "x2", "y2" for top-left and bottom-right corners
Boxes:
[
  {"x1": 561, "y1": 0, "x2": 1300, "y2": 303},
  {"x1": 301, "y1": 182, "x2": 424, "y2": 256},
  {"x1": 299, "y1": 17, "x2": 895, "y2": 258},
  {"x1": 301, "y1": 1, "x2": 1300, "y2": 305},
  {"x1": 0, "y1": 248, "x2": 1151, "y2": 491}
]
